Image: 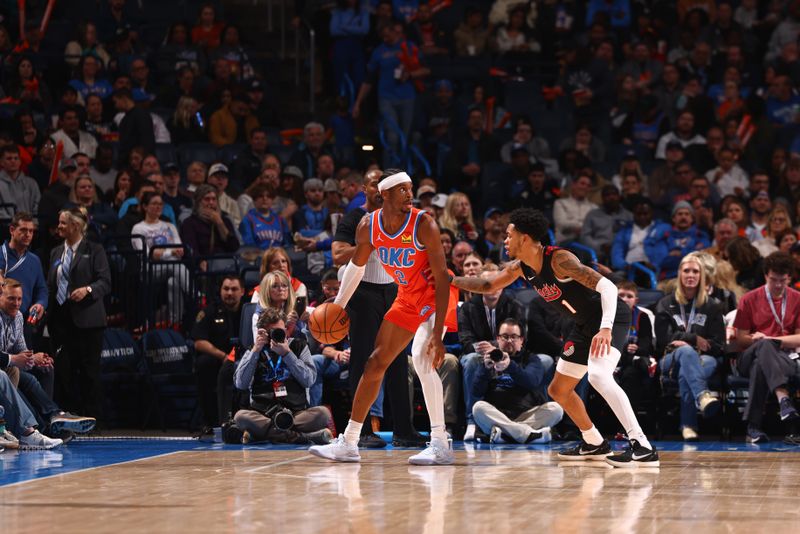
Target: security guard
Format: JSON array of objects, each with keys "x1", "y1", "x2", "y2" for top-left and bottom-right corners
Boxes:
[{"x1": 192, "y1": 275, "x2": 245, "y2": 428}]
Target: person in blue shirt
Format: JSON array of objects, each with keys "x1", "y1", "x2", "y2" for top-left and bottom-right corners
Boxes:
[
  {"x1": 470, "y1": 318, "x2": 564, "y2": 444},
  {"x1": 648, "y1": 201, "x2": 711, "y2": 279},
  {"x1": 766, "y1": 74, "x2": 800, "y2": 126},
  {"x1": 293, "y1": 178, "x2": 334, "y2": 259},
  {"x1": 611, "y1": 197, "x2": 671, "y2": 276},
  {"x1": 586, "y1": 0, "x2": 631, "y2": 29},
  {"x1": 239, "y1": 184, "x2": 291, "y2": 249},
  {"x1": 352, "y1": 22, "x2": 429, "y2": 166},
  {"x1": 0, "y1": 213, "x2": 48, "y2": 320},
  {"x1": 68, "y1": 55, "x2": 113, "y2": 101},
  {"x1": 330, "y1": 0, "x2": 370, "y2": 93}
]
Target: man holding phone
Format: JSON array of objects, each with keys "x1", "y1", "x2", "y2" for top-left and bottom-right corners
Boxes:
[{"x1": 232, "y1": 307, "x2": 333, "y2": 444}]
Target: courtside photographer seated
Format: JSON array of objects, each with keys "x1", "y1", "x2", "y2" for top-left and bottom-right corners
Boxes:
[
  {"x1": 232, "y1": 307, "x2": 333, "y2": 445},
  {"x1": 471, "y1": 319, "x2": 563, "y2": 444}
]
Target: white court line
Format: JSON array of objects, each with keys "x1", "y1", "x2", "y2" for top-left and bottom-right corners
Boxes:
[
  {"x1": 0, "y1": 451, "x2": 185, "y2": 489},
  {"x1": 243, "y1": 455, "x2": 310, "y2": 473}
]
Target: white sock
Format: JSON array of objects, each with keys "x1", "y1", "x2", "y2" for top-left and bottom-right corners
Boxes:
[
  {"x1": 430, "y1": 425, "x2": 448, "y2": 443},
  {"x1": 588, "y1": 348, "x2": 650, "y2": 450},
  {"x1": 581, "y1": 425, "x2": 604, "y2": 446},
  {"x1": 343, "y1": 419, "x2": 363, "y2": 446}
]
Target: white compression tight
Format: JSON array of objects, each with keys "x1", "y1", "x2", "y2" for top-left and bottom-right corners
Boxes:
[
  {"x1": 587, "y1": 347, "x2": 649, "y2": 447},
  {"x1": 410, "y1": 314, "x2": 448, "y2": 443}
]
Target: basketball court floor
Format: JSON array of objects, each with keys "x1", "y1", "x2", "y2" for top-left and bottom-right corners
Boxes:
[{"x1": 2, "y1": 436, "x2": 799, "y2": 533}]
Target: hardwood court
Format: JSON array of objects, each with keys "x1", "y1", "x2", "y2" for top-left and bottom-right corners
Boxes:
[{"x1": 2, "y1": 447, "x2": 800, "y2": 533}]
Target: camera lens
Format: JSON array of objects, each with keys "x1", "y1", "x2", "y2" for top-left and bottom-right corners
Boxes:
[
  {"x1": 273, "y1": 408, "x2": 294, "y2": 431},
  {"x1": 489, "y1": 349, "x2": 504, "y2": 363},
  {"x1": 270, "y1": 328, "x2": 286, "y2": 343}
]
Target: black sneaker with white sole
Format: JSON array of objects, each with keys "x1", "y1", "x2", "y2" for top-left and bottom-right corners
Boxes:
[
  {"x1": 605, "y1": 440, "x2": 660, "y2": 468},
  {"x1": 557, "y1": 439, "x2": 612, "y2": 461}
]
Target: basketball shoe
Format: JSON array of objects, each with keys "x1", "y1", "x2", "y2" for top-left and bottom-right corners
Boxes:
[
  {"x1": 408, "y1": 438, "x2": 455, "y2": 465},
  {"x1": 309, "y1": 435, "x2": 361, "y2": 462},
  {"x1": 605, "y1": 440, "x2": 660, "y2": 468},
  {"x1": 557, "y1": 439, "x2": 612, "y2": 461}
]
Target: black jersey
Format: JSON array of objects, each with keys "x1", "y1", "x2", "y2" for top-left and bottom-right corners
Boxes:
[{"x1": 519, "y1": 246, "x2": 603, "y2": 329}]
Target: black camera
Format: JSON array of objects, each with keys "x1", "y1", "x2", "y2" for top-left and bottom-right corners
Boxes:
[
  {"x1": 270, "y1": 328, "x2": 286, "y2": 343},
  {"x1": 489, "y1": 349, "x2": 505, "y2": 363},
  {"x1": 265, "y1": 404, "x2": 294, "y2": 431}
]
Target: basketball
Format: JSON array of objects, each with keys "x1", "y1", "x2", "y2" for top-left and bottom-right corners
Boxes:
[{"x1": 309, "y1": 302, "x2": 350, "y2": 344}]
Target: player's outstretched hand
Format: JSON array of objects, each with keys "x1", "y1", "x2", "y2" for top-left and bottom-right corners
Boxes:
[{"x1": 590, "y1": 328, "x2": 612, "y2": 358}]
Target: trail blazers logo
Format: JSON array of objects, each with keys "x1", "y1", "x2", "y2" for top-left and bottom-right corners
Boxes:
[
  {"x1": 563, "y1": 341, "x2": 575, "y2": 357},
  {"x1": 536, "y1": 283, "x2": 562, "y2": 302},
  {"x1": 401, "y1": 234, "x2": 412, "y2": 244}
]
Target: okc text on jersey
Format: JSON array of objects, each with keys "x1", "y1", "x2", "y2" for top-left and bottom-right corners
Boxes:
[{"x1": 377, "y1": 247, "x2": 417, "y2": 268}]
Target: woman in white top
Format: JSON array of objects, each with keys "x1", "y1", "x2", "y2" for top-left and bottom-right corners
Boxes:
[{"x1": 131, "y1": 192, "x2": 191, "y2": 326}]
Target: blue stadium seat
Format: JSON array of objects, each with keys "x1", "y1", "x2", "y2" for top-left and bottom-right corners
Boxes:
[
  {"x1": 270, "y1": 144, "x2": 295, "y2": 166},
  {"x1": 503, "y1": 81, "x2": 543, "y2": 117},
  {"x1": 177, "y1": 142, "x2": 217, "y2": 168},
  {"x1": 217, "y1": 143, "x2": 247, "y2": 166},
  {"x1": 141, "y1": 329, "x2": 199, "y2": 430},
  {"x1": 100, "y1": 328, "x2": 146, "y2": 428},
  {"x1": 239, "y1": 302, "x2": 259, "y2": 349},
  {"x1": 154, "y1": 143, "x2": 177, "y2": 165}
]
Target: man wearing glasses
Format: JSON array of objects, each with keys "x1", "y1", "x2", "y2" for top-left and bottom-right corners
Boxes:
[
  {"x1": 735, "y1": 252, "x2": 800, "y2": 445},
  {"x1": 470, "y1": 318, "x2": 563, "y2": 444}
]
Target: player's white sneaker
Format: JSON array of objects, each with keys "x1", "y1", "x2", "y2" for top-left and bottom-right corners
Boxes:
[
  {"x1": 309, "y1": 434, "x2": 361, "y2": 462},
  {"x1": 408, "y1": 438, "x2": 455, "y2": 465}
]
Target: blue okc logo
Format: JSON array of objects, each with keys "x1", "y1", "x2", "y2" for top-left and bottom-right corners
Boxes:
[{"x1": 378, "y1": 247, "x2": 416, "y2": 268}]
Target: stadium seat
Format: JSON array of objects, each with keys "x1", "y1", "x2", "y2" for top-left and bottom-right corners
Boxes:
[
  {"x1": 503, "y1": 80, "x2": 543, "y2": 117},
  {"x1": 239, "y1": 302, "x2": 259, "y2": 349},
  {"x1": 217, "y1": 143, "x2": 247, "y2": 166},
  {"x1": 100, "y1": 328, "x2": 147, "y2": 428},
  {"x1": 154, "y1": 143, "x2": 177, "y2": 165},
  {"x1": 177, "y1": 142, "x2": 218, "y2": 168},
  {"x1": 141, "y1": 329, "x2": 199, "y2": 430}
]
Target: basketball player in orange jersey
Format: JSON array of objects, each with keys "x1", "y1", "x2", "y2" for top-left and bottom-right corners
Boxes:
[
  {"x1": 448, "y1": 208, "x2": 659, "y2": 468},
  {"x1": 310, "y1": 170, "x2": 458, "y2": 465}
]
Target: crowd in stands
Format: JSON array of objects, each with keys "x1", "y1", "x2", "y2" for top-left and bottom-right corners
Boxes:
[{"x1": 2, "y1": 0, "x2": 800, "y2": 449}]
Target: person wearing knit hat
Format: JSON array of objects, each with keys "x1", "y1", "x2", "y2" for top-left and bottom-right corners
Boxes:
[
  {"x1": 649, "y1": 200, "x2": 710, "y2": 279},
  {"x1": 671, "y1": 200, "x2": 694, "y2": 217}
]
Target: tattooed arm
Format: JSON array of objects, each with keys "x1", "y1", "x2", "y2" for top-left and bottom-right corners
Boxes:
[
  {"x1": 552, "y1": 250, "x2": 618, "y2": 357},
  {"x1": 551, "y1": 249, "x2": 604, "y2": 290},
  {"x1": 451, "y1": 260, "x2": 523, "y2": 294}
]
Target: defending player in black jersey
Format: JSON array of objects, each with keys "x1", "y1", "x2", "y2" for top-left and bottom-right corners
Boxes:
[{"x1": 450, "y1": 208, "x2": 658, "y2": 468}]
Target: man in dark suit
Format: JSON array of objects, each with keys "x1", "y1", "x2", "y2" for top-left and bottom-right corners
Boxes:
[
  {"x1": 47, "y1": 208, "x2": 111, "y2": 419},
  {"x1": 457, "y1": 269, "x2": 523, "y2": 440}
]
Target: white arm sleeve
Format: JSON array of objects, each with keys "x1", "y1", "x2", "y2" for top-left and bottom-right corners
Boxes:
[
  {"x1": 334, "y1": 261, "x2": 366, "y2": 309},
  {"x1": 596, "y1": 277, "x2": 618, "y2": 330}
]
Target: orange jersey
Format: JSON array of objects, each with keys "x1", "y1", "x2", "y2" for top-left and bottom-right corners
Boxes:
[{"x1": 370, "y1": 208, "x2": 458, "y2": 332}]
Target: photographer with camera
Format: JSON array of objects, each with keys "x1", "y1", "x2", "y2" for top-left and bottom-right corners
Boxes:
[
  {"x1": 233, "y1": 307, "x2": 333, "y2": 444},
  {"x1": 471, "y1": 319, "x2": 563, "y2": 444}
]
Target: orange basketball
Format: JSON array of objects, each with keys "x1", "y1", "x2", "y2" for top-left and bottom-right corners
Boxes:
[{"x1": 309, "y1": 302, "x2": 350, "y2": 344}]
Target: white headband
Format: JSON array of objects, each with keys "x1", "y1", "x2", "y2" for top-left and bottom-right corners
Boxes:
[{"x1": 378, "y1": 172, "x2": 412, "y2": 192}]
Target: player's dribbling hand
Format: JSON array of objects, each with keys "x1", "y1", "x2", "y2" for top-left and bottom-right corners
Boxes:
[{"x1": 590, "y1": 328, "x2": 612, "y2": 358}]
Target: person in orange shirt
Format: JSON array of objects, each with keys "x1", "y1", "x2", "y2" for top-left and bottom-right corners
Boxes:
[{"x1": 192, "y1": 3, "x2": 225, "y2": 50}]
